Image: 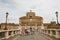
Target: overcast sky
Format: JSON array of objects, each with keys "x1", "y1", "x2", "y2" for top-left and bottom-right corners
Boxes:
[{"x1": 0, "y1": 0, "x2": 60, "y2": 24}]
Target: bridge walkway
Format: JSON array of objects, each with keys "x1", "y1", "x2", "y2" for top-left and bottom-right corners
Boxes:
[{"x1": 2, "y1": 32, "x2": 60, "y2": 40}]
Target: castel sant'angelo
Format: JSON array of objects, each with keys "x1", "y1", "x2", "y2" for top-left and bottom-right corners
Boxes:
[{"x1": 19, "y1": 10, "x2": 43, "y2": 26}]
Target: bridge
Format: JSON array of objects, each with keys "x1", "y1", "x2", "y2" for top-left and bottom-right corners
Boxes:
[{"x1": 0, "y1": 29, "x2": 60, "y2": 40}]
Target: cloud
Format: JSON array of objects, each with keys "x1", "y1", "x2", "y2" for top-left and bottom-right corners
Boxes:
[
  {"x1": 0, "y1": 0, "x2": 18, "y2": 23},
  {"x1": 0, "y1": 0, "x2": 60, "y2": 23}
]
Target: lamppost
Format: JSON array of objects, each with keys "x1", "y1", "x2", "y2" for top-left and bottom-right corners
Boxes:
[
  {"x1": 4, "y1": 12, "x2": 9, "y2": 30},
  {"x1": 55, "y1": 11, "x2": 59, "y2": 25}
]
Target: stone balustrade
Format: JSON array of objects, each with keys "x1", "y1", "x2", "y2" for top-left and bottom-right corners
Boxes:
[
  {"x1": 41, "y1": 29, "x2": 60, "y2": 38},
  {"x1": 0, "y1": 29, "x2": 20, "y2": 40}
]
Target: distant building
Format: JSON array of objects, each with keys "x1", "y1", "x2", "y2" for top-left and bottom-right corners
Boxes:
[
  {"x1": 0, "y1": 23, "x2": 19, "y2": 30},
  {"x1": 43, "y1": 23, "x2": 50, "y2": 29},
  {"x1": 19, "y1": 10, "x2": 43, "y2": 27},
  {"x1": 43, "y1": 21, "x2": 56, "y2": 29}
]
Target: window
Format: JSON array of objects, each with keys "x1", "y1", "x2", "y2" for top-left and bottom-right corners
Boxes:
[{"x1": 30, "y1": 16, "x2": 32, "y2": 19}]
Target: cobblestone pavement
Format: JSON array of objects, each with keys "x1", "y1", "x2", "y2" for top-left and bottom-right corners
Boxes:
[{"x1": 2, "y1": 32, "x2": 60, "y2": 40}]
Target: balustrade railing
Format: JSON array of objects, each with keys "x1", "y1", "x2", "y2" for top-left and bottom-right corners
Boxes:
[
  {"x1": 41, "y1": 29, "x2": 60, "y2": 38},
  {"x1": 0, "y1": 29, "x2": 20, "y2": 40}
]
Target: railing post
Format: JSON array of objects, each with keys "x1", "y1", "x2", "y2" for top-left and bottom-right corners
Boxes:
[
  {"x1": 42, "y1": 30, "x2": 44, "y2": 33},
  {"x1": 45, "y1": 30, "x2": 47, "y2": 34},
  {"x1": 44, "y1": 30, "x2": 45, "y2": 33},
  {"x1": 55, "y1": 30, "x2": 60, "y2": 38},
  {"x1": 46, "y1": 30, "x2": 48, "y2": 34},
  {"x1": 19, "y1": 30, "x2": 20, "y2": 34},
  {"x1": 17, "y1": 30, "x2": 18, "y2": 34},
  {"x1": 14, "y1": 30, "x2": 17, "y2": 35},
  {"x1": 11, "y1": 31, "x2": 14, "y2": 36},
  {"x1": 5, "y1": 31, "x2": 9, "y2": 39},
  {"x1": 17, "y1": 30, "x2": 20, "y2": 34},
  {"x1": 50, "y1": 30, "x2": 53, "y2": 36}
]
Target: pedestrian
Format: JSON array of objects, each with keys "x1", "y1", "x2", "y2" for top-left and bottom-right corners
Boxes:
[{"x1": 25, "y1": 29, "x2": 29, "y2": 35}]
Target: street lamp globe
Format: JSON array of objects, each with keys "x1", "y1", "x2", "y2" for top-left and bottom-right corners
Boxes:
[
  {"x1": 6, "y1": 12, "x2": 9, "y2": 16},
  {"x1": 56, "y1": 11, "x2": 58, "y2": 16},
  {"x1": 55, "y1": 11, "x2": 58, "y2": 25}
]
